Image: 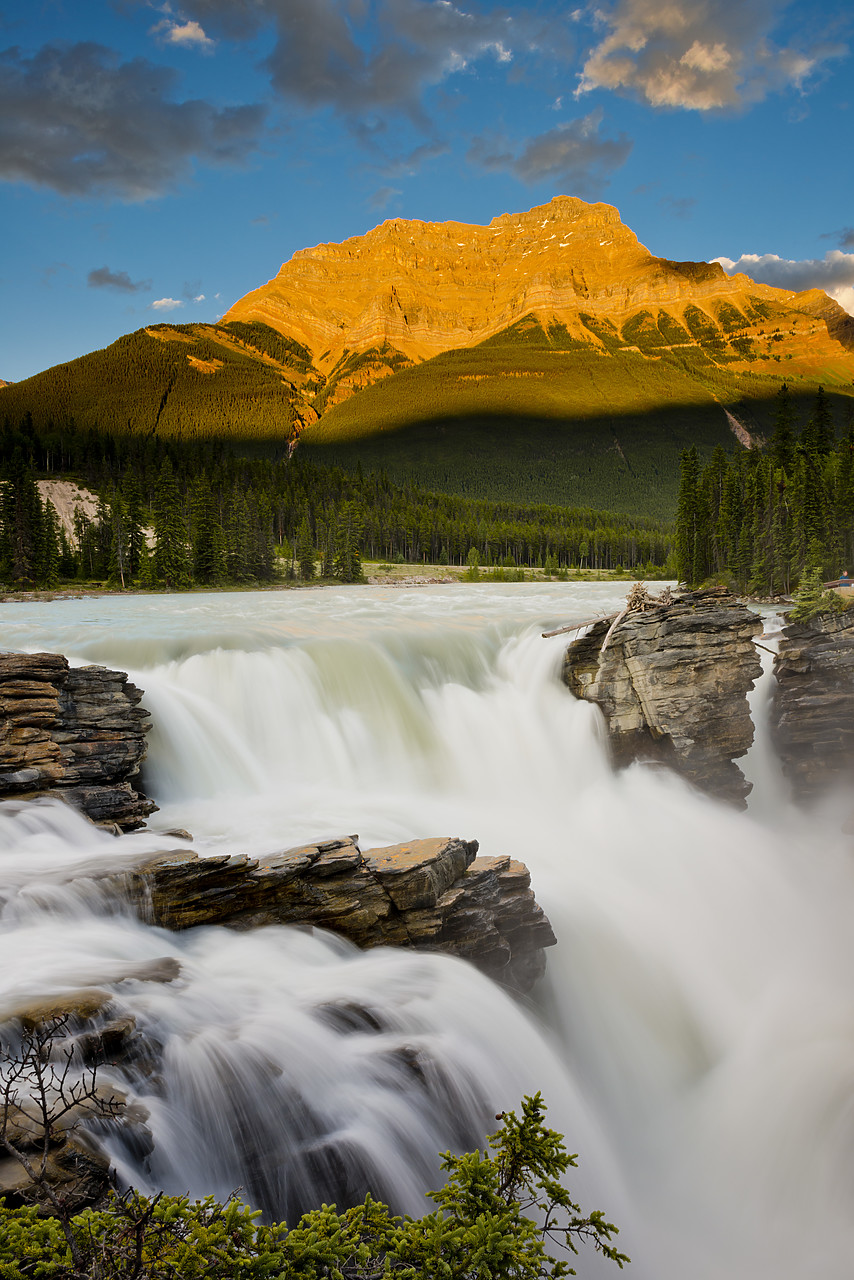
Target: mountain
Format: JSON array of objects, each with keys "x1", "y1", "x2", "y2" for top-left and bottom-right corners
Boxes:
[
  {"x1": 225, "y1": 194, "x2": 854, "y2": 385},
  {"x1": 4, "y1": 196, "x2": 853, "y2": 517}
]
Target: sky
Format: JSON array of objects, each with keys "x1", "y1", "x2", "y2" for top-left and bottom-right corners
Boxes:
[{"x1": 1, "y1": 0, "x2": 853, "y2": 384}]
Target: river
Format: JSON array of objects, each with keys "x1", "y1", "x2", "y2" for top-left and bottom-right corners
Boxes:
[{"x1": 2, "y1": 582, "x2": 853, "y2": 1279}]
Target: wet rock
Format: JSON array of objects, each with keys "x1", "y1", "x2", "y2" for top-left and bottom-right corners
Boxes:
[
  {"x1": 3, "y1": 988, "x2": 115, "y2": 1028},
  {"x1": 0, "y1": 651, "x2": 155, "y2": 830},
  {"x1": 563, "y1": 588, "x2": 763, "y2": 807},
  {"x1": 771, "y1": 607, "x2": 854, "y2": 801},
  {"x1": 109, "y1": 835, "x2": 556, "y2": 993}
]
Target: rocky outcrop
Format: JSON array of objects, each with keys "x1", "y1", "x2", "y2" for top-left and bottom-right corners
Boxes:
[
  {"x1": 771, "y1": 607, "x2": 854, "y2": 801},
  {"x1": 0, "y1": 652, "x2": 155, "y2": 830},
  {"x1": 563, "y1": 588, "x2": 763, "y2": 806},
  {"x1": 106, "y1": 835, "x2": 555, "y2": 994}
]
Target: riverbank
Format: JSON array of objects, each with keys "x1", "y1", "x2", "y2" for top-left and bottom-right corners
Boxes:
[{"x1": 0, "y1": 562, "x2": 664, "y2": 604}]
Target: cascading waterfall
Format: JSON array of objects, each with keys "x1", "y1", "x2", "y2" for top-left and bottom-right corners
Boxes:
[{"x1": 2, "y1": 582, "x2": 853, "y2": 1279}]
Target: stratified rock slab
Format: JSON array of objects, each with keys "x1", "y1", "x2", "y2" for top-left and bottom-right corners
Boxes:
[
  {"x1": 0, "y1": 651, "x2": 155, "y2": 829},
  {"x1": 110, "y1": 835, "x2": 556, "y2": 993},
  {"x1": 563, "y1": 588, "x2": 763, "y2": 806},
  {"x1": 771, "y1": 608, "x2": 854, "y2": 801}
]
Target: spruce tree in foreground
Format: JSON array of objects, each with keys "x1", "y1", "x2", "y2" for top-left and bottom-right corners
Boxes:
[{"x1": 1, "y1": 1025, "x2": 629, "y2": 1280}]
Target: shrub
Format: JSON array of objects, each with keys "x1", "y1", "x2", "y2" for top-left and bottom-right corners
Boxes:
[{"x1": 0, "y1": 1096, "x2": 628, "y2": 1279}]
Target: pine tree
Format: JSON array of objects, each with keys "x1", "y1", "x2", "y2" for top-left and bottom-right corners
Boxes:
[
  {"x1": 191, "y1": 474, "x2": 226, "y2": 585},
  {"x1": 0, "y1": 451, "x2": 46, "y2": 587},
  {"x1": 36, "y1": 493, "x2": 61, "y2": 588},
  {"x1": 768, "y1": 383, "x2": 797, "y2": 473},
  {"x1": 296, "y1": 515, "x2": 316, "y2": 580},
  {"x1": 152, "y1": 458, "x2": 191, "y2": 589},
  {"x1": 334, "y1": 502, "x2": 363, "y2": 582},
  {"x1": 802, "y1": 385, "x2": 835, "y2": 456},
  {"x1": 674, "y1": 446, "x2": 700, "y2": 585},
  {"x1": 107, "y1": 487, "x2": 130, "y2": 587},
  {"x1": 121, "y1": 474, "x2": 147, "y2": 578}
]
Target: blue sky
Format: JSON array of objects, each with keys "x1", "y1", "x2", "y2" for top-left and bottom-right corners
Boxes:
[{"x1": 2, "y1": 0, "x2": 853, "y2": 383}]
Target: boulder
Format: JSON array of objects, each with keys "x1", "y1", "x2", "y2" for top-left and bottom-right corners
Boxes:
[
  {"x1": 563, "y1": 588, "x2": 763, "y2": 806},
  {"x1": 108, "y1": 835, "x2": 556, "y2": 993},
  {"x1": 771, "y1": 607, "x2": 854, "y2": 800},
  {"x1": 0, "y1": 651, "x2": 155, "y2": 829}
]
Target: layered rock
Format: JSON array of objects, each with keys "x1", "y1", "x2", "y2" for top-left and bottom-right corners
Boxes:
[
  {"x1": 109, "y1": 835, "x2": 555, "y2": 993},
  {"x1": 0, "y1": 989, "x2": 159, "y2": 1213},
  {"x1": 0, "y1": 652, "x2": 155, "y2": 830},
  {"x1": 771, "y1": 607, "x2": 854, "y2": 801},
  {"x1": 563, "y1": 588, "x2": 763, "y2": 806},
  {"x1": 225, "y1": 195, "x2": 854, "y2": 386}
]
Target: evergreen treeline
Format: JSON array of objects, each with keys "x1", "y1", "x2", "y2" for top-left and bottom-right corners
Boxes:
[
  {"x1": 0, "y1": 416, "x2": 674, "y2": 592},
  {"x1": 675, "y1": 384, "x2": 854, "y2": 592}
]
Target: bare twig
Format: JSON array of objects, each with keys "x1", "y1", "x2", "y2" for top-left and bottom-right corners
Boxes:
[{"x1": 1, "y1": 1014, "x2": 122, "y2": 1274}]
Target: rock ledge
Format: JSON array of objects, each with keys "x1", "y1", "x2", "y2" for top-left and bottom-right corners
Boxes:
[
  {"x1": 563, "y1": 588, "x2": 763, "y2": 806},
  {"x1": 109, "y1": 834, "x2": 556, "y2": 994},
  {"x1": 0, "y1": 651, "x2": 155, "y2": 829}
]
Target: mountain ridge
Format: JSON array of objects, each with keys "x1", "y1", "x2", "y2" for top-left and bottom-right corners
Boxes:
[
  {"x1": 224, "y1": 195, "x2": 854, "y2": 389},
  {"x1": 3, "y1": 196, "x2": 854, "y2": 518}
]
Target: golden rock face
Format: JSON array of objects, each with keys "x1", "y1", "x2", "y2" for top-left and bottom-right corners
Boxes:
[{"x1": 223, "y1": 195, "x2": 854, "y2": 380}]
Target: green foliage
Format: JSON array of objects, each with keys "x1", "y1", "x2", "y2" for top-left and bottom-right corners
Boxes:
[
  {"x1": 0, "y1": 415, "x2": 675, "y2": 589},
  {"x1": 219, "y1": 321, "x2": 314, "y2": 373},
  {"x1": 0, "y1": 326, "x2": 300, "y2": 444},
  {"x1": 0, "y1": 450, "x2": 61, "y2": 589},
  {"x1": 670, "y1": 387, "x2": 854, "y2": 595},
  {"x1": 334, "y1": 501, "x2": 364, "y2": 582},
  {"x1": 788, "y1": 565, "x2": 846, "y2": 621},
  {"x1": 0, "y1": 1096, "x2": 627, "y2": 1280},
  {"x1": 296, "y1": 514, "x2": 316, "y2": 580}
]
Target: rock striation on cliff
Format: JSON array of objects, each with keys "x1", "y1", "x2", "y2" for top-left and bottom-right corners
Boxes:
[
  {"x1": 563, "y1": 588, "x2": 763, "y2": 806},
  {"x1": 0, "y1": 652, "x2": 155, "y2": 830},
  {"x1": 109, "y1": 835, "x2": 556, "y2": 994},
  {"x1": 771, "y1": 607, "x2": 854, "y2": 801},
  {"x1": 225, "y1": 195, "x2": 854, "y2": 388}
]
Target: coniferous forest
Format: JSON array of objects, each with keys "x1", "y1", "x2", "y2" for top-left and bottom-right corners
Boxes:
[
  {"x1": 0, "y1": 418, "x2": 674, "y2": 592},
  {"x1": 674, "y1": 385, "x2": 854, "y2": 592},
  {"x1": 4, "y1": 381, "x2": 851, "y2": 596}
]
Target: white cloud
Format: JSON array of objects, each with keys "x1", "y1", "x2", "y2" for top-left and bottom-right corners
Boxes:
[
  {"x1": 151, "y1": 297, "x2": 185, "y2": 311},
  {"x1": 193, "y1": 293, "x2": 206, "y2": 302},
  {"x1": 151, "y1": 18, "x2": 215, "y2": 53},
  {"x1": 715, "y1": 250, "x2": 854, "y2": 316},
  {"x1": 575, "y1": 0, "x2": 847, "y2": 111}
]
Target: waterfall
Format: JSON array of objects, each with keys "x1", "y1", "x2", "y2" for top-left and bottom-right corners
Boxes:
[{"x1": 3, "y1": 583, "x2": 853, "y2": 1278}]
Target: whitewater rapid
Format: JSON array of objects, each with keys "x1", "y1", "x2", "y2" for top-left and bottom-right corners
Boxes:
[{"x1": 2, "y1": 582, "x2": 853, "y2": 1279}]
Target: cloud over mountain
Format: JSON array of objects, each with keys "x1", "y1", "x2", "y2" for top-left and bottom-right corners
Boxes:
[
  {"x1": 575, "y1": 0, "x2": 847, "y2": 110},
  {"x1": 0, "y1": 42, "x2": 266, "y2": 200},
  {"x1": 469, "y1": 108, "x2": 632, "y2": 193},
  {"x1": 715, "y1": 249, "x2": 854, "y2": 316}
]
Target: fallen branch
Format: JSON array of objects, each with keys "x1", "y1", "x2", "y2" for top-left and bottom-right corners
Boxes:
[
  {"x1": 543, "y1": 584, "x2": 674, "y2": 648},
  {"x1": 541, "y1": 614, "x2": 614, "y2": 639},
  {"x1": 599, "y1": 607, "x2": 630, "y2": 654}
]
